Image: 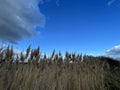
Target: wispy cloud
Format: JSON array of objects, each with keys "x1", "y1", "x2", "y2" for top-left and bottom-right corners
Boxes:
[
  {"x1": 0, "y1": 0, "x2": 45, "y2": 43},
  {"x1": 105, "y1": 45, "x2": 120, "y2": 60},
  {"x1": 107, "y1": 0, "x2": 120, "y2": 6},
  {"x1": 56, "y1": 0, "x2": 60, "y2": 7},
  {"x1": 107, "y1": 0, "x2": 116, "y2": 6}
]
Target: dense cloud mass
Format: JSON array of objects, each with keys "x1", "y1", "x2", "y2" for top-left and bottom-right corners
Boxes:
[
  {"x1": 0, "y1": 0, "x2": 45, "y2": 43},
  {"x1": 105, "y1": 45, "x2": 120, "y2": 60}
]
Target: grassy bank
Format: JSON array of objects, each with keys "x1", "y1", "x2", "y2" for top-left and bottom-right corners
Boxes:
[{"x1": 0, "y1": 46, "x2": 120, "y2": 90}]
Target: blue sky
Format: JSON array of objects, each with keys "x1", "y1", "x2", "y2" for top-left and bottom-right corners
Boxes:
[
  {"x1": 37, "y1": 0, "x2": 120, "y2": 55},
  {"x1": 0, "y1": 0, "x2": 120, "y2": 57}
]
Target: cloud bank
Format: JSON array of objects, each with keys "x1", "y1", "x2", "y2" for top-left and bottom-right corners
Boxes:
[
  {"x1": 105, "y1": 45, "x2": 120, "y2": 60},
  {"x1": 0, "y1": 0, "x2": 45, "y2": 43}
]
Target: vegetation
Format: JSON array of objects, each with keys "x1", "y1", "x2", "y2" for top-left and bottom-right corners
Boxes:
[{"x1": 0, "y1": 46, "x2": 120, "y2": 90}]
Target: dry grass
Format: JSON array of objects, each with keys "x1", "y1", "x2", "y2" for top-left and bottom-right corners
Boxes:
[{"x1": 0, "y1": 46, "x2": 120, "y2": 90}]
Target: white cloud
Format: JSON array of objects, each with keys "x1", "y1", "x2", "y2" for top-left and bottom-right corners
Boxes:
[
  {"x1": 0, "y1": 43, "x2": 25, "y2": 55},
  {"x1": 105, "y1": 45, "x2": 120, "y2": 60},
  {"x1": 0, "y1": 43, "x2": 46, "y2": 62},
  {"x1": 0, "y1": 0, "x2": 45, "y2": 43},
  {"x1": 0, "y1": 43, "x2": 8, "y2": 48}
]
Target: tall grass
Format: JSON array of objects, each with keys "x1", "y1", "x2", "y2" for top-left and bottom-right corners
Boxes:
[{"x1": 0, "y1": 46, "x2": 120, "y2": 90}]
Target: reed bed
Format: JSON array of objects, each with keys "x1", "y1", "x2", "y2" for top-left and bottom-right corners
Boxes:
[{"x1": 0, "y1": 46, "x2": 120, "y2": 90}]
